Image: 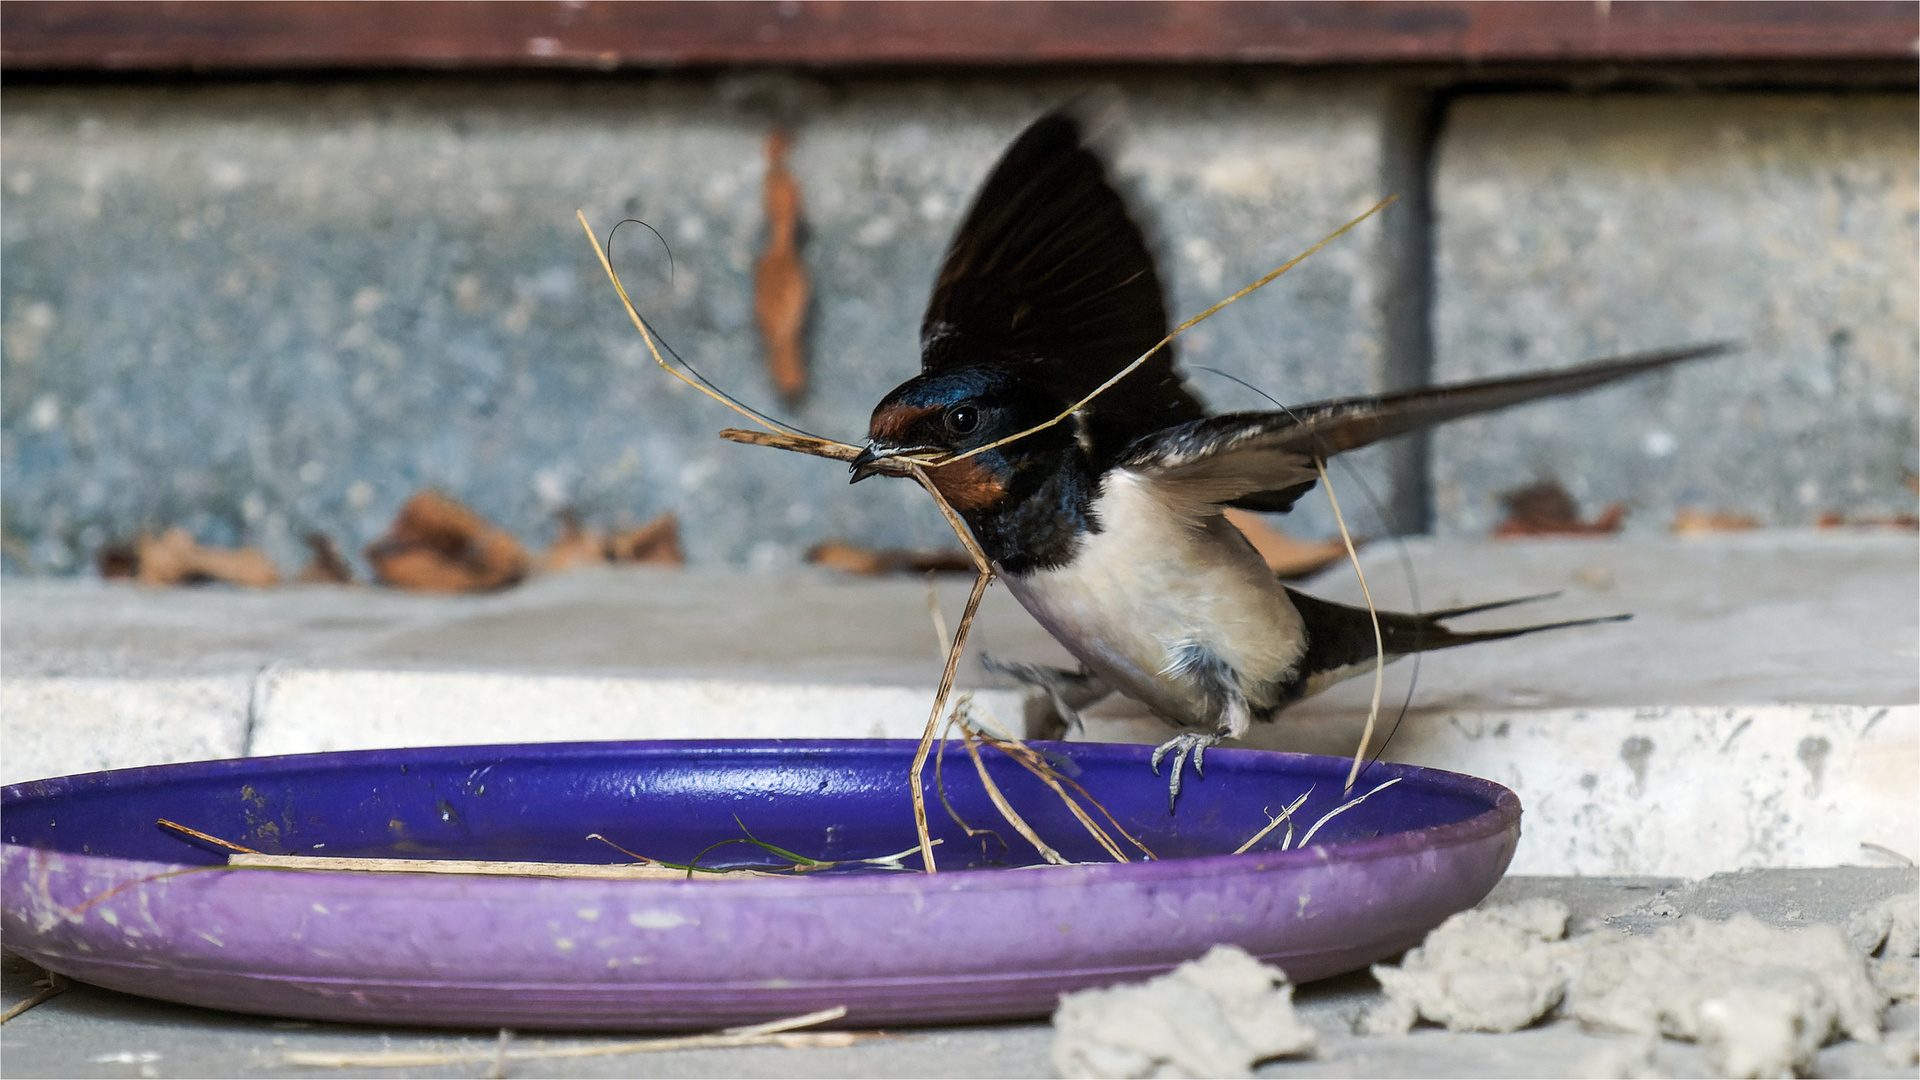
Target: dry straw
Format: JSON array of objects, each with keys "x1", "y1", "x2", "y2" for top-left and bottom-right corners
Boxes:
[{"x1": 281, "y1": 1006, "x2": 869, "y2": 1069}]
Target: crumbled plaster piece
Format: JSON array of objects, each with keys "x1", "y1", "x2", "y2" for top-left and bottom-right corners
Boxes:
[
  {"x1": 1368, "y1": 902, "x2": 1895, "y2": 1079},
  {"x1": 1573, "y1": 1035, "x2": 1669, "y2": 1080},
  {"x1": 1568, "y1": 912, "x2": 1884, "y2": 1078},
  {"x1": 1366, "y1": 898, "x2": 1575, "y2": 1034},
  {"x1": 1849, "y1": 892, "x2": 1919, "y2": 1003},
  {"x1": 1050, "y1": 945, "x2": 1315, "y2": 1079},
  {"x1": 1883, "y1": 1027, "x2": 1918, "y2": 1068}
]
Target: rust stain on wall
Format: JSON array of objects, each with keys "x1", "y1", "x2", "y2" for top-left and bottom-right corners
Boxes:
[{"x1": 754, "y1": 129, "x2": 809, "y2": 405}]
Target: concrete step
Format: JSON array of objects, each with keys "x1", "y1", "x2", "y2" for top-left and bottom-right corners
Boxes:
[{"x1": 4, "y1": 531, "x2": 1914, "y2": 876}]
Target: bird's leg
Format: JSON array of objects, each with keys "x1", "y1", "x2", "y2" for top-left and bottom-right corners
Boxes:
[{"x1": 980, "y1": 655, "x2": 1111, "y2": 737}]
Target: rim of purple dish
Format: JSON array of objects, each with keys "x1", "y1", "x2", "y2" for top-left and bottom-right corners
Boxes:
[{"x1": 2, "y1": 738, "x2": 1519, "y2": 890}]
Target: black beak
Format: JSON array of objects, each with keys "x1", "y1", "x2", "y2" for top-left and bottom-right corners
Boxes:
[
  {"x1": 849, "y1": 444, "x2": 883, "y2": 484},
  {"x1": 849, "y1": 441, "x2": 937, "y2": 483}
]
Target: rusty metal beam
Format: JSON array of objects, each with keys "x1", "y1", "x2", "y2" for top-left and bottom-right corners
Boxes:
[{"x1": 3, "y1": 1, "x2": 1915, "y2": 72}]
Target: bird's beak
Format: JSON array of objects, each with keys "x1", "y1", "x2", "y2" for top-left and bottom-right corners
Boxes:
[
  {"x1": 849, "y1": 445, "x2": 883, "y2": 483},
  {"x1": 849, "y1": 441, "x2": 934, "y2": 483}
]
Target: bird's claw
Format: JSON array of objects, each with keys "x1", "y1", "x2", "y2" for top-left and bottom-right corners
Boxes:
[
  {"x1": 980, "y1": 655, "x2": 1110, "y2": 737},
  {"x1": 1150, "y1": 733, "x2": 1223, "y2": 812}
]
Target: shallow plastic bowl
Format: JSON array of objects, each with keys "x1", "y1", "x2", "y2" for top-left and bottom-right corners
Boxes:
[{"x1": 2, "y1": 739, "x2": 1518, "y2": 1030}]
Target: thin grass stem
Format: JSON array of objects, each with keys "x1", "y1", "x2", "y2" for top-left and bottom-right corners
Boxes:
[
  {"x1": 1317, "y1": 458, "x2": 1385, "y2": 795},
  {"x1": 961, "y1": 727, "x2": 1068, "y2": 865}
]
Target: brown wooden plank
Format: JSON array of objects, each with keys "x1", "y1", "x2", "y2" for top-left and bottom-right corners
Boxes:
[{"x1": 4, "y1": 1, "x2": 1916, "y2": 71}]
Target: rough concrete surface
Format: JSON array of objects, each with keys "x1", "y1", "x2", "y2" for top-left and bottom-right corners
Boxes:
[
  {"x1": 1, "y1": 74, "x2": 1401, "y2": 578},
  {"x1": 2, "y1": 871, "x2": 1912, "y2": 1078},
  {"x1": 1432, "y1": 93, "x2": 1919, "y2": 536}
]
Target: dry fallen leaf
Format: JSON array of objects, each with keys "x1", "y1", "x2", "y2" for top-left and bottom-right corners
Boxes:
[
  {"x1": 97, "y1": 527, "x2": 281, "y2": 588},
  {"x1": 755, "y1": 129, "x2": 810, "y2": 406},
  {"x1": 1493, "y1": 479, "x2": 1625, "y2": 538},
  {"x1": 543, "y1": 510, "x2": 609, "y2": 573},
  {"x1": 366, "y1": 490, "x2": 530, "y2": 593},
  {"x1": 297, "y1": 532, "x2": 354, "y2": 584},
  {"x1": 609, "y1": 512, "x2": 683, "y2": 566},
  {"x1": 1222, "y1": 508, "x2": 1350, "y2": 578},
  {"x1": 1671, "y1": 507, "x2": 1760, "y2": 535},
  {"x1": 807, "y1": 540, "x2": 972, "y2": 576},
  {"x1": 1817, "y1": 510, "x2": 1918, "y2": 530}
]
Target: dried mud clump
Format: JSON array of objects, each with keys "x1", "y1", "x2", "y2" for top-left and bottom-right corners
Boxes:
[
  {"x1": 1366, "y1": 900, "x2": 1899, "y2": 1079},
  {"x1": 1365, "y1": 897, "x2": 1573, "y2": 1035},
  {"x1": 1051, "y1": 945, "x2": 1315, "y2": 1079}
]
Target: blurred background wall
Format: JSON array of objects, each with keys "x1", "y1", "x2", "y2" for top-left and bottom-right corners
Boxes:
[{"x1": 2, "y1": 1, "x2": 1914, "y2": 578}]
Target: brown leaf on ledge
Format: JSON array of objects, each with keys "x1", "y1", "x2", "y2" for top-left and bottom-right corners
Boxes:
[
  {"x1": 297, "y1": 532, "x2": 354, "y2": 584},
  {"x1": 1222, "y1": 508, "x2": 1351, "y2": 578},
  {"x1": 1493, "y1": 479, "x2": 1625, "y2": 538},
  {"x1": 98, "y1": 527, "x2": 281, "y2": 588},
  {"x1": 542, "y1": 510, "x2": 609, "y2": 573},
  {"x1": 1817, "y1": 510, "x2": 1919, "y2": 530},
  {"x1": 610, "y1": 512, "x2": 684, "y2": 566},
  {"x1": 366, "y1": 490, "x2": 530, "y2": 593},
  {"x1": 808, "y1": 541, "x2": 973, "y2": 576},
  {"x1": 1671, "y1": 507, "x2": 1759, "y2": 535}
]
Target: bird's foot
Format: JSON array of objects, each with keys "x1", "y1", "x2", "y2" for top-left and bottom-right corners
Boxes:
[
  {"x1": 980, "y1": 655, "x2": 1110, "y2": 738},
  {"x1": 1150, "y1": 732, "x2": 1224, "y2": 813}
]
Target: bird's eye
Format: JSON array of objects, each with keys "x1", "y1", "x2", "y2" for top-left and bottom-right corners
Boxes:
[{"x1": 945, "y1": 405, "x2": 980, "y2": 435}]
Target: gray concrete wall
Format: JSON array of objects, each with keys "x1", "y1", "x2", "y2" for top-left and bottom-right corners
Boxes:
[
  {"x1": 2, "y1": 78, "x2": 1914, "y2": 574},
  {"x1": 1432, "y1": 93, "x2": 1919, "y2": 534},
  {"x1": 0, "y1": 75, "x2": 1404, "y2": 576}
]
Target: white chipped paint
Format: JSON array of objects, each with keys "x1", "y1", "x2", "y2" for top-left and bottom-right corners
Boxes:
[{"x1": 628, "y1": 910, "x2": 691, "y2": 930}]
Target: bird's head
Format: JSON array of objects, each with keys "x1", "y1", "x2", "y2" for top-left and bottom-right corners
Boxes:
[{"x1": 851, "y1": 365, "x2": 1070, "y2": 513}]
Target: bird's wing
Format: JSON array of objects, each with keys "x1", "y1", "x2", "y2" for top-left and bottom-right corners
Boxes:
[
  {"x1": 1117, "y1": 343, "x2": 1733, "y2": 513},
  {"x1": 921, "y1": 110, "x2": 1205, "y2": 448}
]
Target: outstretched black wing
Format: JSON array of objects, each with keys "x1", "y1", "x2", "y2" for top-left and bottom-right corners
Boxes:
[
  {"x1": 922, "y1": 110, "x2": 1205, "y2": 455},
  {"x1": 1117, "y1": 343, "x2": 1733, "y2": 514}
]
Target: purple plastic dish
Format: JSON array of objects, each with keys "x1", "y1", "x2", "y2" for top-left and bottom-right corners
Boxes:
[{"x1": 2, "y1": 739, "x2": 1518, "y2": 1030}]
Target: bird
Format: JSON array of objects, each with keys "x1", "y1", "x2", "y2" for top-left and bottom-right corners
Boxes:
[{"x1": 848, "y1": 107, "x2": 1728, "y2": 809}]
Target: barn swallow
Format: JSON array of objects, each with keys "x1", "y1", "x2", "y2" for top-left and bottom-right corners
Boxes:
[{"x1": 851, "y1": 109, "x2": 1728, "y2": 808}]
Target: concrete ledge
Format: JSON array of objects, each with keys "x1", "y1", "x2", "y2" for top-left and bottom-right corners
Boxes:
[
  {"x1": 4, "y1": 534, "x2": 1914, "y2": 876},
  {"x1": 0, "y1": 676, "x2": 250, "y2": 786},
  {"x1": 1075, "y1": 703, "x2": 1917, "y2": 876},
  {"x1": 249, "y1": 668, "x2": 1028, "y2": 757}
]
